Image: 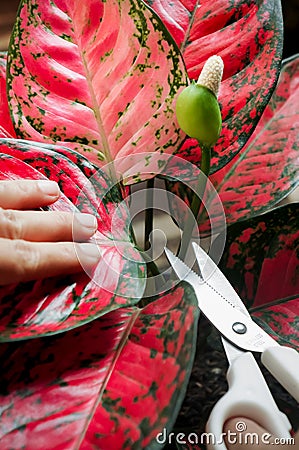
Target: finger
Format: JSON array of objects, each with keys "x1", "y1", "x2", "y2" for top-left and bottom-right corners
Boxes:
[
  {"x1": 0, "y1": 210, "x2": 98, "y2": 242},
  {"x1": 0, "y1": 238, "x2": 101, "y2": 285},
  {"x1": 224, "y1": 418, "x2": 296, "y2": 450},
  {"x1": 0, "y1": 180, "x2": 60, "y2": 209}
]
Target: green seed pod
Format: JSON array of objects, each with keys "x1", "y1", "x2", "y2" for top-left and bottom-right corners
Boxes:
[
  {"x1": 176, "y1": 55, "x2": 223, "y2": 147},
  {"x1": 176, "y1": 83, "x2": 222, "y2": 146}
]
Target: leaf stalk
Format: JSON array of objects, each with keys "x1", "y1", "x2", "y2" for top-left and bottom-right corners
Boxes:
[{"x1": 178, "y1": 144, "x2": 211, "y2": 260}]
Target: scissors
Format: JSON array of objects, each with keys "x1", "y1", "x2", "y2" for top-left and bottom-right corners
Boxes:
[{"x1": 165, "y1": 242, "x2": 299, "y2": 450}]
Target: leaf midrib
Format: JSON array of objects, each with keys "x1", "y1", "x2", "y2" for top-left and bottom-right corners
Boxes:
[
  {"x1": 68, "y1": 4, "x2": 118, "y2": 183},
  {"x1": 180, "y1": 0, "x2": 201, "y2": 57},
  {"x1": 76, "y1": 308, "x2": 141, "y2": 449}
]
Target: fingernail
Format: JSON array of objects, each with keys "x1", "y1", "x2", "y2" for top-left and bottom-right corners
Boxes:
[
  {"x1": 73, "y1": 214, "x2": 97, "y2": 239},
  {"x1": 38, "y1": 180, "x2": 60, "y2": 196},
  {"x1": 77, "y1": 243, "x2": 101, "y2": 265},
  {"x1": 75, "y1": 214, "x2": 97, "y2": 231}
]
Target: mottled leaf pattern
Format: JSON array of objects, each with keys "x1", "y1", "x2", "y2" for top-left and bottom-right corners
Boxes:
[
  {"x1": 0, "y1": 137, "x2": 100, "y2": 178},
  {"x1": 210, "y1": 54, "x2": 299, "y2": 224},
  {"x1": 0, "y1": 282, "x2": 199, "y2": 449},
  {"x1": 7, "y1": 0, "x2": 187, "y2": 181},
  {"x1": 252, "y1": 297, "x2": 299, "y2": 349},
  {"x1": 217, "y1": 203, "x2": 299, "y2": 310},
  {"x1": 0, "y1": 0, "x2": 297, "y2": 445},
  {"x1": 0, "y1": 138, "x2": 123, "y2": 238},
  {"x1": 166, "y1": 54, "x2": 299, "y2": 236},
  {"x1": 0, "y1": 53, "x2": 16, "y2": 138},
  {"x1": 0, "y1": 150, "x2": 146, "y2": 341},
  {"x1": 146, "y1": 0, "x2": 283, "y2": 172},
  {"x1": 215, "y1": 204, "x2": 299, "y2": 424}
]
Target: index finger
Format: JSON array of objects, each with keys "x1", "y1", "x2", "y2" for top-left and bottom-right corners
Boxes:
[
  {"x1": 0, "y1": 238, "x2": 101, "y2": 285},
  {"x1": 0, "y1": 180, "x2": 60, "y2": 209}
]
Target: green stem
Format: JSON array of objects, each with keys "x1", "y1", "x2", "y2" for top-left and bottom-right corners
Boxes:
[
  {"x1": 127, "y1": 179, "x2": 166, "y2": 292},
  {"x1": 141, "y1": 250, "x2": 161, "y2": 277},
  {"x1": 179, "y1": 144, "x2": 211, "y2": 260},
  {"x1": 135, "y1": 244, "x2": 166, "y2": 289},
  {"x1": 144, "y1": 178, "x2": 154, "y2": 252},
  {"x1": 143, "y1": 178, "x2": 167, "y2": 284}
]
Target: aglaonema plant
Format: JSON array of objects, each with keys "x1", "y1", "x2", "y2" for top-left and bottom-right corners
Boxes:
[{"x1": 0, "y1": 0, "x2": 298, "y2": 448}]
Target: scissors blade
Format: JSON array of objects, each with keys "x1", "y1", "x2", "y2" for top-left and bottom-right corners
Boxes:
[
  {"x1": 191, "y1": 242, "x2": 249, "y2": 317},
  {"x1": 165, "y1": 247, "x2": 278, "y2": 353},
  {"x1": 190, "y1": 242, "x2": 251, "y2": 363}
]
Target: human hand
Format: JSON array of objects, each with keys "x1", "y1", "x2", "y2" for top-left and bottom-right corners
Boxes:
[
  {"x1": 0, "y1": 179, "x2": 100, "y2": 285},
  {"x1": 224, "y1": 417, "x2": 298, "y2": 449}
]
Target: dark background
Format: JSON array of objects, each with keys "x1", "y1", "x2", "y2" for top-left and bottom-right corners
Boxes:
[
  {"x1": 281, "y1": 0, "x2": 299, "y2": 58},
  {"x1": 0, "y1": 0, "x2": 298, "y2": 57}
]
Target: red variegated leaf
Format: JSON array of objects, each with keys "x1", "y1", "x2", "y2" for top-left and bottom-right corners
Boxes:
[
  {"x1": 0, "y1": 282, "x2": 199, "y2": 449},
  {"x1": 217, "y1": 203, "x2": 299, "y2": 311},
  {"x1": 0, "y1": 137, "x2": 100, "y2": 179},
  {"x1": 251, "y1": 298, "x2": 299, "y2": 428},
  {"x1": 146, "y1": 0, "x2": 283, "y2": 172},
  {"x1": 0, "y1": 53, "x2": 16, "y2": 138},
  {"x1": 214, "y1": 205, "x2": 299, "y2": 420},
  {"x1": 0, "y1": 138, "x2": 135, "y2": 241},
  {"x1": 165, "y1": 54, "x2": 299, "y2": 236},
  {"x1": 0, "y1": 137, "x2": 134, "y2": 199},
  {"x1": 0, "y1": 151, "x2": 146, "y2": 341},
  {"x1": 7, "y1": 0, "x2": 187, "y2": 181},
  {"x1": 209, "y1": 54, "x2": 299, "y2": 228},
  {"x1": 252, "y1": 297, "x2": 299, "y2": 349},
  {"x1": 0, "y1": 138, "x2": 123, "y2": 237}
]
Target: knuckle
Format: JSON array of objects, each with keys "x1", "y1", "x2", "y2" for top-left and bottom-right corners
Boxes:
[
  {"x1": 54, "y1": 212, "x2": 72, "y2": 234},
  {"x1": 61, "y1": 243, "x2": 76, "y2": 260},
  {"x1": 55, "y1": 212, "x2": 71, "y2": 226},
  {"x1": 13, "y1": 240, "x2": 40, "y2": 277},
  {"x1": 16, "y1": 180, "x2": 32, "y2": 196},
  {"x1": 0, "y1": 209, "x2": 22, "y2": 239}
]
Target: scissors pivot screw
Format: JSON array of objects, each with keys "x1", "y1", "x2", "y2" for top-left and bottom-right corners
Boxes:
[{"x1": 232, "y1": 322, "x2": 247, "y2": 334}]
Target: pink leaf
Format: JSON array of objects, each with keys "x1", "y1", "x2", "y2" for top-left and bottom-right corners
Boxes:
[
  {"x1": 165, "y1": 55, "x2": 299, "y2": 236},
  {"x1": 210, "y1": 54, "x2": 299, "y2": 228},
  {"x1": 0, "y1": 143, "x2": 146, "y2": 341},
  {"x1": 146, "y1": 0, "x2": 283, "y2": 172},
  {"x1": 0, "y1": 53, "x2": 16, "y2": 138},
  {"x1": 217, "y1": 203, "x2": 299, "y2": 310},
  {"x1": 0, "y1": 283, "x2": 199, "y2": 449},
  {"x1": 253, "y1": 298, "x2": 299, "y2": 350},
  {"x1": 7, "y1": 0, "x2": 187, "y2": 181}
]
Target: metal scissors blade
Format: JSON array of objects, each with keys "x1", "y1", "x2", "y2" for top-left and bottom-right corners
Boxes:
[
  {"x1": 165, "y1": 244, "x2": 295, "y2": 448},
  {"x1": 165, "y1": 243, "x2": 299, "y2": 404},
  {"x1": 191, "y1": 242, "x2": 251, "y2": 364},
  {"x1": 165, "y1": 245, "x2": 276, "y2": 353}
]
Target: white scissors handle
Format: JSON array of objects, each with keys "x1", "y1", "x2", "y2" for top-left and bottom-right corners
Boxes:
[
  {"x1": 261, "y1": 346, "x2": 299, "y2": 402},
  {"x1": 206, "y1": 351, "x2": 292, "y2": 450}
]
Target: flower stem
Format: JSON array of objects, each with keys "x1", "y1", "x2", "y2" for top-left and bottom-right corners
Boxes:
[
  {"x1": 141, "y1": 250, "x2": 160, "y2": 277},
  {"x1": 143, "y1": 178, "x2": 166, "y2": 284},
  {"x1": 179, "y1": 144, "x2": 211, "y2": 260},
  {"x1": 144, "y1": 178, "x2": 154, "y2": 252}
]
